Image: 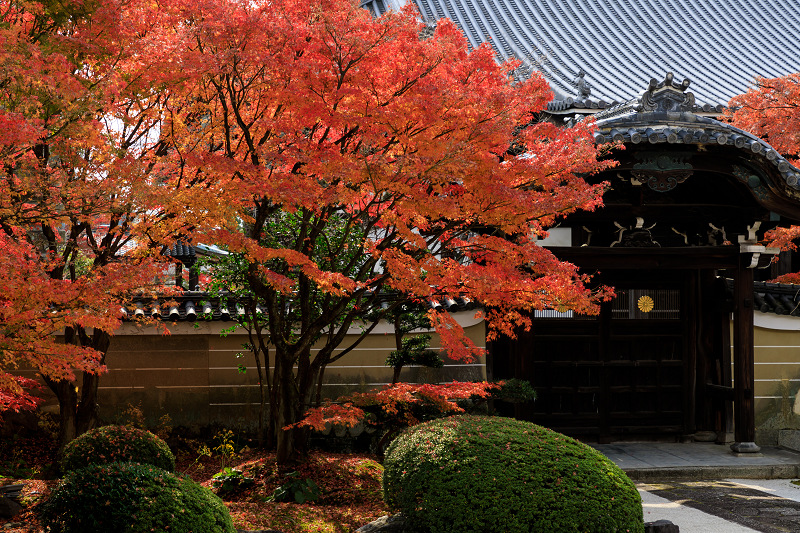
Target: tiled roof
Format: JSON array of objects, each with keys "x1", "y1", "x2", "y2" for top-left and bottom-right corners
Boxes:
[
  {"x1": 125, "y1": 286, "x2": 800, "y2": 318},
  {"x1": 752, "y1": 282, "x2": 800, "y2": 316},
  {"x1": 163, "y1": 242, "x2": 197, "y2": 266},
  {"x1": 390, "y1": 0, "x2": 800, "y2": 107},
  {"x1": 720, "y1": 279, "x2": 800, "y2": 316},
  {"x1": 121, "y1": 293, "x2": 478, "y2": 321}
]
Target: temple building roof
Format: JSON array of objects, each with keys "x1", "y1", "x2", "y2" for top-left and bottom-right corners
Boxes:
[{"x1": 367, "y1": 0, "x2": 800, "y2": 109}]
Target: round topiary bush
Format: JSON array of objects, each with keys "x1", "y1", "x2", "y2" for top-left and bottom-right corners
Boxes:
[
  {"x1": 39, "y1": 462, "x2": 235, "y2": 533},
  {"x1": 60, "y1": 425, "x2": 175, "y2": 473},
  {"x1": 383, "y1": 415, "x2": 644, "y2": 533}
]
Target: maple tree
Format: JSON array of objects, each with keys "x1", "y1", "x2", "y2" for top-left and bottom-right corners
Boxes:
[
  {"x1": 728, "y1": 73, "x2": 800, "y2": 165},
  {"x1": 0, "y1": 0, "x2": 198, "y2": 446},
  {"x1": 294, "y1": 380, "x2": 501, "y2": 456},
  {"x1": 157, "y1": 0, "x2": 615, "y2": 464},
  {"x1": 0, "y1": 376, "x2": 41, "y2": 415},
  {"x1": 728, "y1": 72, "x2": 800, "y2": 280}
]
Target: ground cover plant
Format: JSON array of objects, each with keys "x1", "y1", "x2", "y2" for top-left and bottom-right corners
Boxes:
[
  {"x1": 383, "y1": 415, "x2": 644, "y2": 533},
  {"x1": 0, "y1": 434, "x2": 387, "y2": 533}
]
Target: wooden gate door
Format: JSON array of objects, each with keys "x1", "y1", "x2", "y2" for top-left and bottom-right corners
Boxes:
[{"x1": 518, "y1": 283, "x2": 687, "y2": 441}]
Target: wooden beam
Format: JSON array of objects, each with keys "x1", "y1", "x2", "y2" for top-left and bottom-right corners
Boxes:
[{"x1": 550, "y1": 247, "x2": 740, "y2": 270}]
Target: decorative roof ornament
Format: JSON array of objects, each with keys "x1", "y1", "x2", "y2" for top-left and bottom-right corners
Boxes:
[
  {"x1": 573, "y1": 69, "x2": 591, "y2": 99},
  {"x1": 639, "y1": 72, "x2": 695, "y2": 113},
  {"x1": 632, "y1": 153, "x2": 694, "y2": 192}
]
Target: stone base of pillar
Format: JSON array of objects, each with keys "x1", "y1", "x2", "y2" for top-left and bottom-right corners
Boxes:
[
  {"x1": 730, "y1": 441, "x2": 762, "y2": 455},
  {"x1": 693, "y1": 431, "x2": 717, "y2": 442}
]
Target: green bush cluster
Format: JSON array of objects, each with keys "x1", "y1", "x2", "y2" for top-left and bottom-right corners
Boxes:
[
  {"x1": 383, "y1": 415, "x2": 644, "y2": 533},
  {"x1": 60, "y1": 425, "x2": 176, "y2": 473},
  {"x1": 39, "y1": 462, "x2": 235, "y2": 533},
  {"x1": 43, "y1": 425, "x2": 234, "y2": 532},
  {"x1": 490, "y1": 378, "x2": 537, "y2": 403}
]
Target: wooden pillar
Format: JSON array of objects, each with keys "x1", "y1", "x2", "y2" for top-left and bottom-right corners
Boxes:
[
  {"x1": 718, "y1": 276, "x2": 735, "y2": 442},
  {"x1": 696, "y1": 270, "x2": 715, "y2": 434},
  {"x1": 598, "y1": 301, "x2": 611, "y2": 443},
  {"x1": 731, "y1": 254, "x2": 760, "y2": 453},
  {"x1": 683, "y1": 270, "x2": 698, "y2": 439},
  {"x1": 175, "y1": 262, "x2": 184, "y2": 288}
]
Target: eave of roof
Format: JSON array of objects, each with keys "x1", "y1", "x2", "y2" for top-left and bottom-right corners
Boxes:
[
  {"x1": 594, "y1": 105, "x2": 800, "y2": 187},
  {"x1": 580, "y1": 73, "x2": 800, "y2": 219},
  {"x1": 121, "y1": 293, "x2": 478, "y2": 321}
]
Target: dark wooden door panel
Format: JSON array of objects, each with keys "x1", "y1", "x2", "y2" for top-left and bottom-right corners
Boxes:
[{"x1": 522, "y1": 288, "x2": 686, "y2": 441}]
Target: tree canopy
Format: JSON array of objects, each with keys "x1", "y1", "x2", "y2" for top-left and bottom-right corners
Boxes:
[
  {"x1": 728, "y1": 73, "x2": 800, "y2": 279},
  {"x1": 160, "y1": 0, "x2": 615, "y2": 461}
]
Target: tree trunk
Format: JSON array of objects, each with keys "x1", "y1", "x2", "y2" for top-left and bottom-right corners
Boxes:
[
  {"x1": 275, "y1": 363, "x2": 301, "y2": 465},
  {"x1": 257, "y1": 380, "x2": 267, "y2": 448},
  {"x1": 43, "y1": 377, "x2": 79, "y2": 452},
  {"x1": 267, "y1": 358, "x2": 282, "y2": 452},
  {"x1": 275, "y1": 410, "x2": 311, "y2": 466},
  {"x1": 76, "y1": 372, "x2": 100, "y2": 436},
  {"x1": 274, "y1": 349, "x2": 316, "y2": 466},
  {"x1": 45, "y1": 328, "x2": 111, "y2": 448},
  {"x1": 253, "y1": 340, "x2": 268, "y2": 448}
]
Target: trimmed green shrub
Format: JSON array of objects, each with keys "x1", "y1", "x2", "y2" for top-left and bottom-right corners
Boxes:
[
  {"x1": 490, "y1": 378, "x2": 537, "y2": 403},
  {"x1": 60, "y1": 425, "x2": 175, "y2": 473},
  {"x1": 39, "y1": 462, "x2": 235, "y2": 533},
  {"x1": 383, "y1": 415, "x2": 644, "y2": 533}
]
